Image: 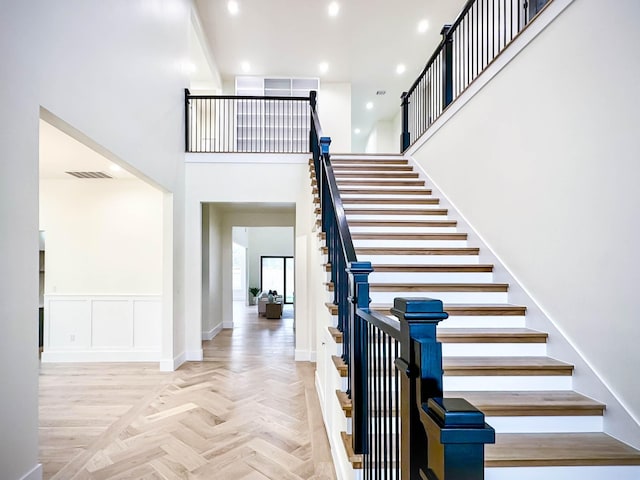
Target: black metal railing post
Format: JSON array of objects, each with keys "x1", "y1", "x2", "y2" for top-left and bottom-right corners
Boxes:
[
  {"x1": 310, "y1": 91, "x2": 319, "y2": 173},
  {"x1": 184, "y1": 88, "x2": 191, "y2": 152},
  {"x1": 441, "y1": 24, "x2": 454, "y2": 109},
  {"x1": 393, "y1": 298, "x2": 449, "y2": 480},
  {"x1": 400, "y1": 91, "x2": 410, "y2": 152},
  {"x1": 347, "y1": 261, "x2": 373, "y2": 454}
]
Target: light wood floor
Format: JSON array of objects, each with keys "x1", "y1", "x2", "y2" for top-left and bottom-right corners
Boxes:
[{"x1": 39, "y1": 302, "x2": 336, "y2": 480}]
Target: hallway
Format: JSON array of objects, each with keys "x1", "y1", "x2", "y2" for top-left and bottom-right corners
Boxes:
[{"x1": 39, "y1": 302, "x2": 335, "y2": 479}]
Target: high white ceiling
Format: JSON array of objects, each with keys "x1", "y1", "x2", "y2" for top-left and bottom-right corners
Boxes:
[{"x1": 194, "y1": 0, "x2": 467, "y2": 152}]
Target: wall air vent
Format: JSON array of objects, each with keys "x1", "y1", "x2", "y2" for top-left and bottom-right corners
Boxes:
[
  {"x1": 65, "y1": 171, "x2": 113, "y2": 179},
  {"x1": 376, "y1": 90, "x2": 386, "y2": 95}
]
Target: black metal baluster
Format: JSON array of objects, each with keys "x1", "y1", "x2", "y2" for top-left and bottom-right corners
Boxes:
[{"x1": 394, "y1": 339, "x2": 400, "y2": 480}]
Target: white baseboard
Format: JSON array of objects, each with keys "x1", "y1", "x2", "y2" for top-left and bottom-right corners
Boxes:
[
  {"x1": 160, "y1": 351, "x2": 186, "y2": 371},
  {"x1": 202, "y1": 323, "x2": 223, "y2": 341},
  {"x1": 295, "y1": 349, "x2": 317, "y2": 362},
  {"x1": 223, "y1": 321, "x2": 234, "y2": 329},
  {"x1": 20, "y1": 464, "x2": 42, "y2": 480},
  {"x1": 185, "y1": 349, "x2": 203, "y2": 361},
  {"x1": 41, "y1": 350, "x2": 160, "y2": 363}
]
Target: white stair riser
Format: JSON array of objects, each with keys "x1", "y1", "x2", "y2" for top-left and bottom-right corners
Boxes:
[
  {"x1": 485, "y1": 466, "x2": 640, "y2": 480},
  {"x1": 350, "y1": 226, "x2": 459, "y2": 234},
  {"x1": 371, "y1": 291, "x2": 508, "y2": 304},
  {"x1": 353, "y1": 239, "x2": 468, "y2": 248},
  {"x1": 442, "y1": 343, "x2": 547, "y2": 357},
  {"x1": 444, "y1": 375, "x2": 572, "y2": 391},
  {"x1": 486, "y1": 415, "x2": 603, "y2": 434},
  {"x1": 357, "y1": 415, "x2": 602, "y2": 435},
  {"x1": 440, "y1": 316, "x2": 527, "y2": 329},
  {"x1": 359, "y1": 255, "x2": 479, "y2": 265},
  {"x1": 341, "y1": 194, "x2": 433, "y2": 200},
  {"x1": 370, "y1": 271, "x2": 493, "y2": 283}
]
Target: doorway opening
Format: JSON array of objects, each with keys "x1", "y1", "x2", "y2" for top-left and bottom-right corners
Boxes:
[{"x1": 260, "y1": 256, "x2": 294, "y2": 304}]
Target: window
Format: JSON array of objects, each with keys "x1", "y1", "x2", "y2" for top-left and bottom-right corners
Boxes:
[{"x1": 260, "y1": 256, "x2": 294, "y2": 304}]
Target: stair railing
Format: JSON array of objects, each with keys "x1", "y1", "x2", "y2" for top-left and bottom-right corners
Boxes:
[
  {"x1": 310, "y1": 94, "x2": 494, "y2": 478},
  {"x1": 401, "y1": 0, "x2": 552, "y2": 151},
  {"x1": 310, "y1": 90, "x2": 373, "y2": 454}
]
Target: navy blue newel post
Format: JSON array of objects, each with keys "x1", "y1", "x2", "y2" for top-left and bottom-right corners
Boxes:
[
  {"x1": 392, "y1": 298, "x2": 449, "y2": 480},
  {"x1": 420, "y1": 397, "x2": 495, "y2": 480},
  {"x1": 346, "y1": 261, "x2": 373, "y2": 454},
  {"x1": 400, "y1": 91, "x2": 410, "y2": 152},
  {"x1": 441, "y1": 24, "x2": 454, "y2": 109}
]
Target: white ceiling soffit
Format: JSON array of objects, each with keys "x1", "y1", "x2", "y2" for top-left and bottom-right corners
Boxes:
[
  {"x1": 194, "y1": 0, "x2": 468, "y2": 151},
  {"x1": 39, "y1": 119, "x2": 135, "y2": 180}
]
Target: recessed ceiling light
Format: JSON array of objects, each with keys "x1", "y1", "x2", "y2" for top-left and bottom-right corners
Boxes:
[
  {"x1": 319, "y1": 62, "x2": 329, "y2": 74},
  {"x1": 366, "y1": 102, "x2": 373, "y2": 110},
  {"x1": 241, "y1": 61, "x2": 250, "y2": 73},
  {"x1": 227, "y1": 0, "x2": 239, "y2": 15},
  {"x1": 396, "y1": 64, "x2": 406, "y2": 75},
  {"x1": 418, "y1": 19, "x2": 429, "y2": 33},
  {"x1": 354, "y1": 128, "x2": 361, "y2": 134},
  {"x1": 328, "y1": 1, "x2": 340, "y2": 17},
  {"x1": 109, "y1": 164, "x2": 122, "y2": 172}
]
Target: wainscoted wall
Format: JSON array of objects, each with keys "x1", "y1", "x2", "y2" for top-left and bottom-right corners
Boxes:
[{"x1": 42, "y1": 295, "x2": 162, "y2": 363}]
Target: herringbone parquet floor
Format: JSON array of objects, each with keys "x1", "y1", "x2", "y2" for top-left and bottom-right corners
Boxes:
[{"x1": 39, "y1": 303, "x2": 336, "y2": 480}]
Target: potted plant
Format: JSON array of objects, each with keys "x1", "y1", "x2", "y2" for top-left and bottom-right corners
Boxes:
[{"x1": 249, "y1": 287, "x2": 260, "y2": 305}]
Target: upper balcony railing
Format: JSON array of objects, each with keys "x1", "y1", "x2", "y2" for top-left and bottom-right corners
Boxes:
[
  {"x1": 401, "y1": 0, "x2": 550, "y2": 151},
  {"x1": 185, "y1": 89, "x2": 311, "y2": 153}
]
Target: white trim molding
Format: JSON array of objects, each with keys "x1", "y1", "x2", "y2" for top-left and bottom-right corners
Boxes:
[
  {"x1": 19, "y1": 464, "x2": 42, "y2": 480},
  {"x1": 202, "y1": 322, "x2": 223, "y2": 341}
]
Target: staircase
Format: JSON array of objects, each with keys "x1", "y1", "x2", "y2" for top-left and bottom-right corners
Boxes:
[{"x1": 312, "y1": 154, "x2": 640, "y2": 480}]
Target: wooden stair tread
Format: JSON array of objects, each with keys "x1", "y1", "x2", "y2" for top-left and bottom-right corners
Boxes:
[
  {"x1": 332, "y1": 355, "x2": 348, "y2": 377},
  {"x1": 342, "y1": 198, "x2": 439, "y2": 205},
  {"x1": 336, "y1": 390, "x2": 352, "y2": 417},
  {"x1": 328, "y1": 159, "x2": 408, "y2": 165},
  {"x1": 339, "y1": 188, "x2": 433, "y2": 195},
  {"x1": 340, "y1": 432, "x2": 363, "y2": 469},
  {"x1": 437, "y1": 328, "x2": 547, "y2": 343},
  {"x1": 446, "y1": 391, "x2": 605, "y2": 416},
  {"x1": 337, "y1": 180, "x2": 425, "y2": 186},
  {"x1": 326, "y1": 282, "x2": 508, "y2": 292},
  {"x1": 372, "y1": 264, "x2": 492, "y2": 272},
  {"x1": 486, "y1": 433, "x2": 640, "y2": 467},
  {"x1": 331, "y1": 165, "x2": 414, "y2": 171},
  {"x1": 334, "y1": 172, "x2": 419, "y2": 178},
  {"x1": 443, "y1": 356, "x2": 574, "y2": 376},
  {"x1": 325, "y1": 302, "x2": 527, "y2": 316},
  {"x1": 355, "y1": 247, "x2": 478, "y2": 255},
  {"x1": 352, "y1": 233, "x2": 465, "y2": 240},
  {"x1": 347, "y1": 219, "x2": 457, "y2": 227},
  {"x1": 328, "y1": 326, "x2": 343, "y2": 344},
  {"x1": 345, "y1": 207, "x2": 446, "y2": 215},
  {"x1": 324, "y1": 264, "x2": 493, "y2": 273}
]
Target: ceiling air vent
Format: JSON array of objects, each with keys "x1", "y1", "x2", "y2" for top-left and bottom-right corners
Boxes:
[{"x1": 65, "y1": 171, "x2": 113, "y2": 179}]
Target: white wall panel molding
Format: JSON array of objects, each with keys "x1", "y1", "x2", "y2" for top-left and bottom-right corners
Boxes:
[{"x1": 42, "y1": 294, "x2": 161, "y2": 363}]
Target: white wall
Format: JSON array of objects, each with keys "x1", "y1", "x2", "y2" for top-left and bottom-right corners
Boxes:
[
  {"x1": 320, "y1": 82, "x2": 352, "y2": 153},
  {"x1": 184, "y1": 156, "x2": 316, "y2": 361},
  {"x1": 1, "y1": 1, "x2": 194, "y2": 476},
  {"x1": 202, "y1": 204, "x2": 223, "y2": 339},
  {"x1": 411, "y1": 0, "x2": 640, "y2": 444},
  {"x1": 247, "y1": 227, "x2": 294, "y2": 293},
  {"x1": 40, "y1": 179, "x2": 163, "y2": 295},
  {"x1": 0, "y1": 4, "x2": 41, "y2": 478},
  {"x1": 365, "y1": 118, "x2": 396, "y2": 154}
]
